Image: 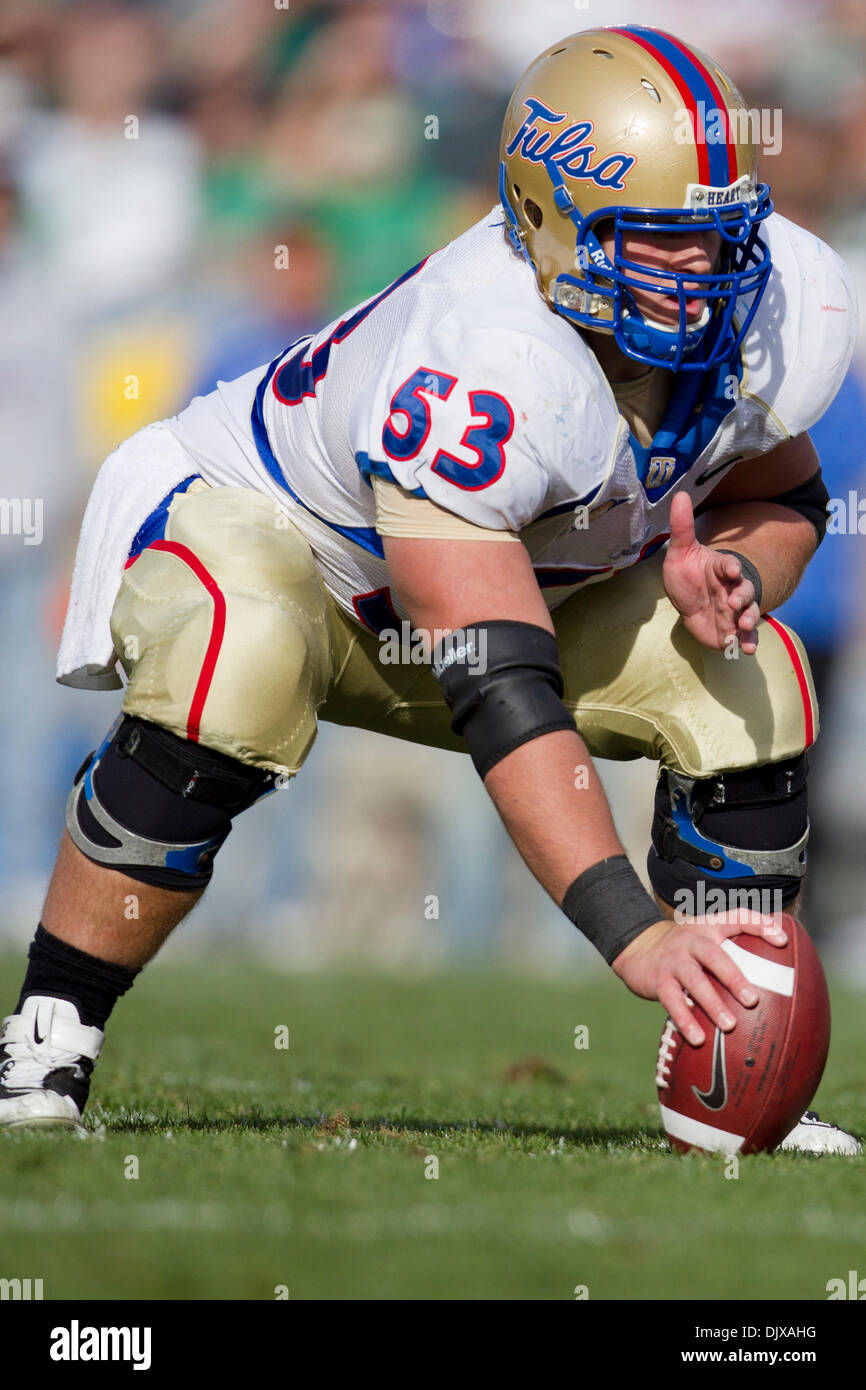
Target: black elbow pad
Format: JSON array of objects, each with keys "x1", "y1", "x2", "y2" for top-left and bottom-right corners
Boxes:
[
  {"x1": 769, "y1": 467, "x2": 830, "y2": 545},
  {"x1": 431, "y1": 621, "x2": 576, "y2": 778}
]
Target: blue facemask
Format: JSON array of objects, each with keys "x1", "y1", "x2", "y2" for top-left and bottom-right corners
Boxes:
[{"x1": 500, "y1": 159, "x2": 774, "y2": 372}]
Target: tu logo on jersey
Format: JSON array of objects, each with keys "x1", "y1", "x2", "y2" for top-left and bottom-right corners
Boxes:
[
  {"x1": 506, "y1": 98, "x2": 636, "y2": 191},
  {"x1": 646, "y1": 456, "x2": 676, "y2": 488}
]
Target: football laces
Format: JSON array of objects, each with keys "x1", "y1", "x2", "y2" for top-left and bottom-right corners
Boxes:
[{"x1": 655, "y1": 1016, "x2": 679, "y2": 1090}]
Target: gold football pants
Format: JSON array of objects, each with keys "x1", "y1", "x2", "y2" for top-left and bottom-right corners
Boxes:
[{"x1": 111, "y1": 483, "x2": 817, "y2": 778}]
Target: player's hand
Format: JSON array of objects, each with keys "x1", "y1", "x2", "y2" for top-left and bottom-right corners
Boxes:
[
  {"x1": 662, "y1": 491, "x2": 760, "y2": 654},
  {"x1": 611, "y1": 910, "x2": 788, "y2": 1044}
]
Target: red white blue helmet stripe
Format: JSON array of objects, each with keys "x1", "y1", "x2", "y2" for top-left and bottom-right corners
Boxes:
[{"x1": 609, "y1": 26, "x2": 738, "y2": 190}]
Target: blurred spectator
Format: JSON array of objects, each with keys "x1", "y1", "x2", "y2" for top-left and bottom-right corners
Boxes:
[
  {"x1": 190, "y1": 221, "x2": 334, "y2": 395},
  {"x1": 13, "y1": 1, "x2": 202, "y2": 320},
  {"x1": 466, "y1": 0, "x2": 825, "y2": 85},
  {"x1": 257, "y1": 4, "x2": 463, "y2": 306}
]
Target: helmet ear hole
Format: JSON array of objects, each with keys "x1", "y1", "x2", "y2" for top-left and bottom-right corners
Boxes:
[{"x1": 524, "y1": 198, "x2": 543, "y2": 229}]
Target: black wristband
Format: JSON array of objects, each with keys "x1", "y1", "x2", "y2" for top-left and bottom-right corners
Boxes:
[
  {"x1": 561, "y1": 855, "x2": 660, "y2": 965},
  {"x1": 715, "y1": 549, "x2": 763, "y2": 611}
]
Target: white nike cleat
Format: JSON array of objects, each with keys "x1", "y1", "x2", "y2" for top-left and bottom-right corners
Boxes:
[
  {"x1": 777, "y1": 1110, "x2": 861, "y2": 1156},
  {"x1": 0, "y1": 996, "x2": 104, "y2": 1134}
]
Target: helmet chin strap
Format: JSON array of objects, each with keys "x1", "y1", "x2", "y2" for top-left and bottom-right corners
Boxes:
[
  {"x1": 619, "y1": 296, "x2": 710, "y2": 362},
  {"x1": 631, "y1": 303, "x2": 710, "y2": 336}
]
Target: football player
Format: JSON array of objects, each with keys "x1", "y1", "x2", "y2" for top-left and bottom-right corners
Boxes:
[{"x1": 0, "y1": 27, "x2": 858, "y2": 1153}]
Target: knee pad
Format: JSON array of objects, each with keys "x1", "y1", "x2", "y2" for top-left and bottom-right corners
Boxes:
[
  {"x1": 66, "y1": 716, "x2": 276, "y2": 890},
  {"x1": 647, "y1": 755, "x2": 809, "y2": 916}
]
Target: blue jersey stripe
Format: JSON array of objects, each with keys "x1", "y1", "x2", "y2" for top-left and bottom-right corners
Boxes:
[
  {"x1": 251, "y1": 369, "x2": 385, "y2": 559},
  {"x1": 249, "y1": 259, "x2": 434, "y2": 561},
  {"x1": 355, "y1": 451, "x2": 427, "y2": 497},
  {"x1": 128, "y1": 475, "x2": 201, "y2": 559}
]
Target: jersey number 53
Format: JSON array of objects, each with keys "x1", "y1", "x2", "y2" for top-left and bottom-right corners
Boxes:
[{"x1": 382, "y1": 366, "x2": 514, "y2": 491}]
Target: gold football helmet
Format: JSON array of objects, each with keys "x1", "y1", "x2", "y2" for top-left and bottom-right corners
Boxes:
[{"x1": 499, "y1": 25, "x2": 773, "y2": 370}]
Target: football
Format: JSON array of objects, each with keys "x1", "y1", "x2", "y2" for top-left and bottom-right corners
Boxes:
[{"x1": 656, "y1": 915, "x2": 831, "y2": 1155}]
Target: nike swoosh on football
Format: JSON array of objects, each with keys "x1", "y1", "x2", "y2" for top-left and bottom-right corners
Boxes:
[
  {"x1": 694, "y1": 455, "x2": 744, "y2": 487},
  {"x1": 692, "y1": 1027, "x2": 728, "y2": 1110}
]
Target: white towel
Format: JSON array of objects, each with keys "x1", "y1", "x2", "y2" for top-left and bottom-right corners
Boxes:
[{"x1": 56, "y1": 420, "x2": 198, "y2": 690}]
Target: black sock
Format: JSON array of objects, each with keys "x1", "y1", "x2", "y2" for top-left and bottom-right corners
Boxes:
[{"x1": 15, "y1": 924, "x2": 139, "y2": 1030}]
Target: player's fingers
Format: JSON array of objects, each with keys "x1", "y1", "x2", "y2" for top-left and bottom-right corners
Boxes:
[
  {"x1": 677, "y1": 960, "x2": 735, "y2": 1033},
  {"x1": 731, "y1": 588, "x2": 757, "y2": 618},
  {"x1": 658, "y1": 980, "x2": 704, "y2": 1046},
  {"x1": 690, "y1": 936, "x2": 759, "y2": 1009},
  {"x1": 667, "y1": 490, "x2": 696, "y2": 552},
  {"x1": 707, "y1": 558, "x2": 740, "y2": 599},
  {"x1": 705, "y1": 909, "x2": 788, "y2": 948}
]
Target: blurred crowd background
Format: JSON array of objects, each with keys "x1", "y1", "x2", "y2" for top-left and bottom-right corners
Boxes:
[{"x1": 1, "y1": 0, "x2": 866, "y2": 977}]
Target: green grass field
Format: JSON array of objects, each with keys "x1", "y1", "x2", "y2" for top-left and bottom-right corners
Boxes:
[{"x1": 1, "y1": 956, "x2": 863, "y2": 1301}]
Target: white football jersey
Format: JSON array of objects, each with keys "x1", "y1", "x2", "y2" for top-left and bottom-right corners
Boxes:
[{"x1": 163, "y1": 205, "x2": 856, "y2": 634}]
